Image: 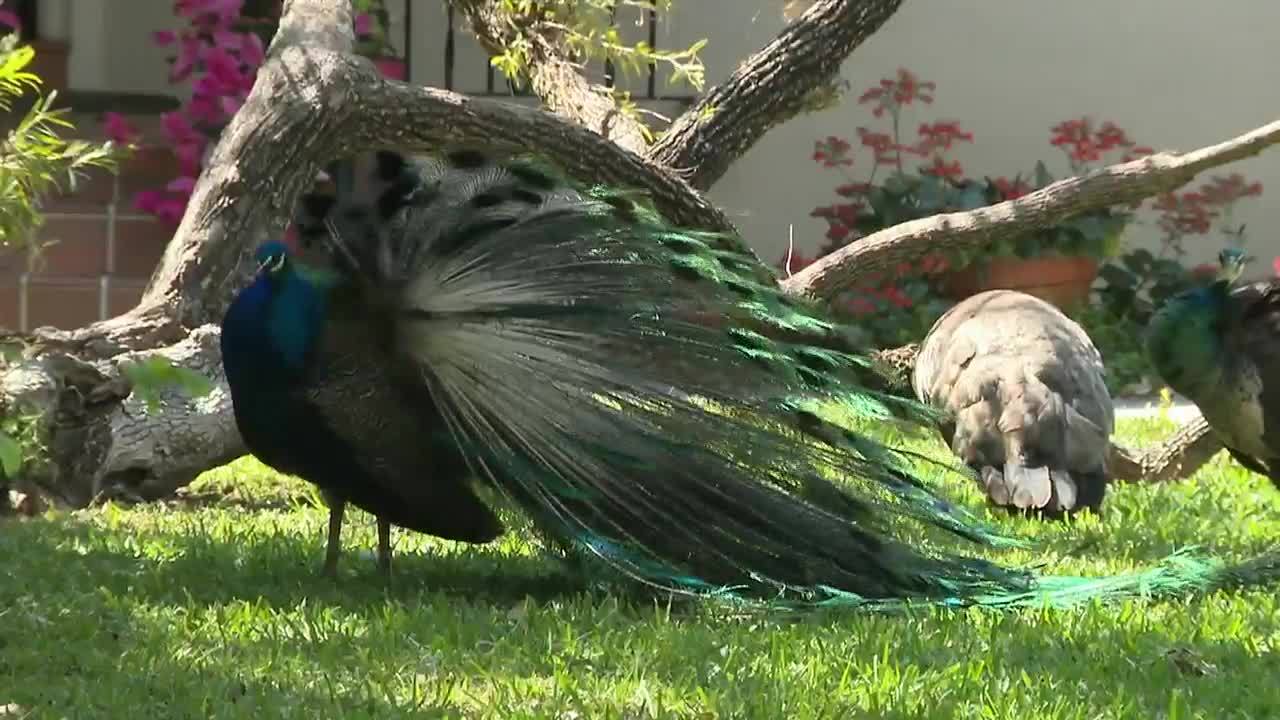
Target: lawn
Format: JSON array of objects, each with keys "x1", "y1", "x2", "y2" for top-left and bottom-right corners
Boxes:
[{"x1": 1, "y1": 416, "x2": 1277, "y2": 719}]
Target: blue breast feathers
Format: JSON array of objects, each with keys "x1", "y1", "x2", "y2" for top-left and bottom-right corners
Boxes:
[{"x1": 220, "y1": 267, "x2": 329, "y2": 386}]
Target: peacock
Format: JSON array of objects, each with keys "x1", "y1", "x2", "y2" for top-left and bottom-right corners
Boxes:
[
  {"x1": 219, "y1": 148, "x2": 1279, "y2": 610},
  {"x1": 1146, "y1": 247, "x2": 1280, "y2": 488},
  {"x1": 912, "y1": 290, "x2": 1114, "y2": 517}
]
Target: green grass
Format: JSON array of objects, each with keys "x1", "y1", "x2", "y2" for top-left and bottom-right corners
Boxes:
[{"x1": 2, "y1": 417, "x2": 1278, "y2": 719}]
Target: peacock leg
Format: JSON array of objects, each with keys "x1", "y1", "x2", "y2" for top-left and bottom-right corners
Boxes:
[
  {"x1": 321, "y1": 492, "x2": 346, "y2": 577},
  {"x1": 376, "y1": 518, "x2": 392, "y2": 578}
]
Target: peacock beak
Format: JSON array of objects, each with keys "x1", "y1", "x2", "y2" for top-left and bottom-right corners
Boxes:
[{"x1": 257, "y1": 254, "x2": 285, "y2": 274}]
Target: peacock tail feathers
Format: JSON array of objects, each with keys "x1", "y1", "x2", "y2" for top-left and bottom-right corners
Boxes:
[{"x1": 270, "y1": 148, "x2": 1280, "y2": 611}]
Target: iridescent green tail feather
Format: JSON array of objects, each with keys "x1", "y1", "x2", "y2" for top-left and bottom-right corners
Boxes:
[{"x1": 284, "y1": 148, "x2": 1280, "y2": 611}]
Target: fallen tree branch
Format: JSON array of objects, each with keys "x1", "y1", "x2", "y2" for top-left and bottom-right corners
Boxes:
[
  {"x1": 783, "y1": 119, "x2": 1280, "y2": 299},
  {"x1": 1109, "y1": 416, "x2": 1223, "y2": 484},
  {"x1": 347, "y1": 69, "x2": 745, "y2": 236},
  {"x1": 648, "y1": 0, "x2": 905, "y2": 190},
  {"x1": 452, "y1": 0, "x2": 649, "y2": 153},
  {"x1": 0, "y1": 0, "x2": 357, "y2": 504}
]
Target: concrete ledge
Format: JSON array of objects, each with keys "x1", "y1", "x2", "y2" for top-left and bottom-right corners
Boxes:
[{"x1": 1114, "y1": 396, "x2": 1201, "y2": 421}]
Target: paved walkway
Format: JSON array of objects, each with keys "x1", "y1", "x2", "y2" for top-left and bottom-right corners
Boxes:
[{"x1": 1113, "y1": 396, "x2": 1201, "y2": 421}]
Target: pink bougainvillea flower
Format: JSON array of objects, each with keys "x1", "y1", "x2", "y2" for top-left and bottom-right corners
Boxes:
[
  {"x1": 0, "y1": 8, "x2": 20, "y2": 31},
  {"x1": 152, "y1": 29, "x2": 178, "y2": 46},
  {"x1": 211, "y1": 28, "x2": 242, "y2": 52},
  {"x1": 185, "y1": 93, "x2": 222, "y2": 124},
  {"x1": 173, "y1": 139, "x2": 207, "y2": 177},
  {"x1": 134, "y1": 189, "x2": 163, "y2": 213},
  {"x1": 1272, "y1": 256, "x2": 1280, "y2": 278},
  {"x1": 191, "y1": 76, "x2": 227, "y2": 103},
  {"x1": 160, "y1": 110, "x2": 200, "y2": 144},
  {"x1": 219, "y1": 94, "x2": 244, "y2": 118},
  {"x1": 169, "y1": 36, "x2": 204, "y2": 82},
  {"x1": 354, "y1": 12, "x2": 373, "y2": 36},
  {"x1": 239, "y1": 32, "x2": 265, "y2": 66},
  {"x1": 176, "y1": 0, "x2": 243, "y2": 26},
  {"x1": 102, "y1": 112, "x2": 140, "y2": 144},
  {"x1": 135, "y1": 190, "x2": 188, "y2": 225},
  {"x1": 166, "y1": 176, "x2": 197, "y2": 194},
  {"x1": 196, "y1": 44, "x2": 243, "y2": 92},
  {"x1": 176, "y1": 148, "x2": 204, "y2": 178}
]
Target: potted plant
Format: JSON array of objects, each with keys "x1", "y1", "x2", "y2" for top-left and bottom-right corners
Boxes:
[{"x1": 807, "y1": 69, "x2": 1152, "y2": 311}]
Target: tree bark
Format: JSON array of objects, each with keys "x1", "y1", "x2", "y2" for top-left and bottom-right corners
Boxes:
[
  {"x1": 1, "y1": 0, "x2": 1269, "y2": 508},
  {"x1": 646, "y1": 0, "x2": 904, "y2": 191},
  {"x1": 0, "y1": 0, "x2": 359, "y2": 505},
  {"x1": 451, "y1": 0, "x2": 650, "y2": 153},
  {"x1": 1109, "y1": 416, "x2": 1223, "y2": 484}
]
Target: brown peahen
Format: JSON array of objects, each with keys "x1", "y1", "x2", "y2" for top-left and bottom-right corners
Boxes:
[
  {"x1": 218, "y1": 149, "x2": 1280, "y2": 610},
  {"x1": 912, "y1": 289, "x2": 1114, "y2": 517}
]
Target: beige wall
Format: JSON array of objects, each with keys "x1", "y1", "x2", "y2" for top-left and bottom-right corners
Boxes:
[{"x1": 64, "y1": 0, "x2": 1280, "y2": 276}]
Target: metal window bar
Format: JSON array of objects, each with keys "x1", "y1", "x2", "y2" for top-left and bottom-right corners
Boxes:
[
  {"x1": 14, "y1": 0, "x2": 36, "y2": 41},
  {"x1": 647, "y1": 2, "x2": 657, "y2": 99},
  {"x1": 444, "y1": 2, "x2": 455, "y2": 90},
  {"x1": 440, "y1": 1, "x2": 691, "y2": 103},
  {"x1": 403, "y1": 0, "x2": 413, "y2": 83},
  {"x1": 603, "y1": 3, "x2": 618, "y2": 89}
]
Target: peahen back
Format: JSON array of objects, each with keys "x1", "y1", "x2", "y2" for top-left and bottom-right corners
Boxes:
[{"x1": 244, "y1": 150, "x2": 1280, "y2": 610}]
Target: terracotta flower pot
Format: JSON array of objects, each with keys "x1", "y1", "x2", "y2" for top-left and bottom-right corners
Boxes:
[{"x1": 940, "y1": 255, "x2": 1099, "y2": 310}]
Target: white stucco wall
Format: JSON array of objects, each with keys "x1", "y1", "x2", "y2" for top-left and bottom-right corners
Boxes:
[
  {"x1": 60, "y1": 0, "x2": 1280, "y2": 276},
  {"x1": 700, "y1": 0, "x2": 1280, "y2": 275}
]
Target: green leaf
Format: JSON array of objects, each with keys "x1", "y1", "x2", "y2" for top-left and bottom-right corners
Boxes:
[
  {"x1": 1151, "y1": 259, "x2": 1187, "y2": 281},
  {"x1": 1099, "y1": 263, "x2": 1138, "y2": 289},
  {"x1": 915, "y1": 175, "x2": 946, "y2": 212},
  {"x1": 956, "y1": 184, "x2": 988, "y2": 210},
  {"x1": 1122, "y1": 249, "x2": 1155, "y2": 274},
  {"x1": 1033, "y1": 160, "x2": 1053, "y2": 188},
  {"x1": 1016, "y1": 236, "x2": 1043, "y2": 258},
  {"x1": 865, "y1": 188, "x2": 898, "y2": 226},
  {"x1": 120, "y1": 357, "x2": 215, "y2": 413},
  {"x1": 0, "y1": 429, "x2": 22, "y2": 478},
  {"x1": 1071, "y1": 215, "x2": 1105, "y2": 242}
]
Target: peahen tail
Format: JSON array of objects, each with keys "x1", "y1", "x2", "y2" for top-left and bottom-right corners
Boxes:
[{"x1": 297, "y1": 149, "x2": 1280, "y2": 610}]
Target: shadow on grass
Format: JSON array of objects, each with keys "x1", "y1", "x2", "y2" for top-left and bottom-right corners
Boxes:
[
  {"x1": 0, "y1": 512, "x2": 609, "y2": 612},
  {"x1": 3, "y1": 507, "x2": 1280, "y2": 717}
]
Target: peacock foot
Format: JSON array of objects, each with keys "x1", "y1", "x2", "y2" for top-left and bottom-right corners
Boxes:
[
  {"x1": 322, "y1": 496, "x2": 346, "y2": 578},
  {"x1": 376, "y1": 518, "x2": 392, "y2": 582}
]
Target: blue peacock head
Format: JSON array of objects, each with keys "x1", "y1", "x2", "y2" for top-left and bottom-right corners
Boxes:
[
  {"x1": 255, "y1": 240, "x2": 291, "y2": 277},
  {"x1": 1216, "y1": 246, "x2": 1246, "y2": 285}
]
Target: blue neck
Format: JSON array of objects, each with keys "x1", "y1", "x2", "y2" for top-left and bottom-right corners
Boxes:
[
  {"x1": 1145, "y1": 281, "x2": 1228, "y2": 399},
  {"x1": 221, "y1": 267, "x2": 331, "y2": 388}
]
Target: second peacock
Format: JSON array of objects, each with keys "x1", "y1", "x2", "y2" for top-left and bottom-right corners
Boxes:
[
  {"x1": 220, "y1": 149, "x2": 1280, "y2": 611},
  {"x1": 1146, "y1": 247, "x2": 1280, "y2": 487}
]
